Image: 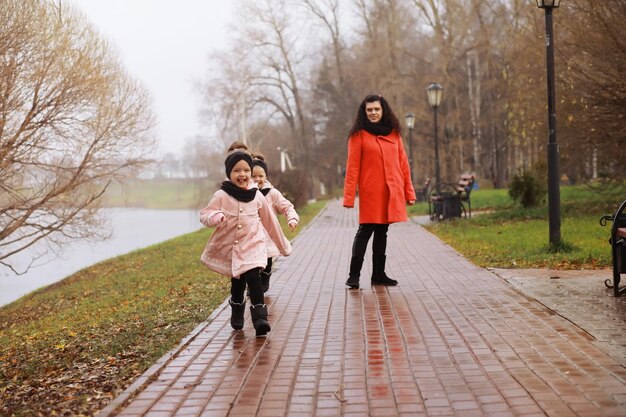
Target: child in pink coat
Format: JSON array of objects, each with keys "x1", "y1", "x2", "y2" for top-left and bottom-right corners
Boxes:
[
  {"x1": 251, "y1": 154, "x2": 299, "y2": 293},
  {"x1": 200, "y1": 151, "x2": 291, "y2": 336}
]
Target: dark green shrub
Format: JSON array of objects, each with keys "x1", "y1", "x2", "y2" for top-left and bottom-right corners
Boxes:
[{"x1": 508, "y1": 163, "x2": 548, "y2": 208}]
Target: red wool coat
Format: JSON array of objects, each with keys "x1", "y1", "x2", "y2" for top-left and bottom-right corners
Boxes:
[{"x1": 343, "y1": 130, "x2": 416, "y2": 224}]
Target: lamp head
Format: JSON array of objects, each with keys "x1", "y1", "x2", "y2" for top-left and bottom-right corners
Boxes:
[
  {"x1": 536, "y1": 0, "x2": 560, "y2": 8},
  {"x1": 405, "y1": 113, "x2": 415, "y2": 129},
  {"x1": 426, "y1": 83, "x2": 444, "y2": 108}
]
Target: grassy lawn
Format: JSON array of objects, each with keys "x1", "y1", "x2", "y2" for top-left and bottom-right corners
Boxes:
[
  {"x1": 0, "y1": 200, "x2": 328, "y2": 416},
  {"x1": 430, "y1": 214, "x2": 609, "y2": 268},
  {"x1": 418, "y1": 183, "x2": 624, "y2": 269},
  {"x1": 407, "y1": 187, "x2": 516, "y2": 217}
]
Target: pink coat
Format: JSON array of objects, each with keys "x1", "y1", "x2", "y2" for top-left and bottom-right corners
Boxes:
[
  {"x1": 260, "y1": 182, "x2": 299, "y2": 258},
  {"x1": 199, "y1": 189, "x2": 292, "y2": 278},
  {"x1": 265, "y1": 185, "x2": 299, "y2": 224}
]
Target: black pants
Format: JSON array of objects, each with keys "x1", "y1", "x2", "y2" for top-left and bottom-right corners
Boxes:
[
  {"x1": 264, "y1": 257, "x2": 273, "y2": 275},
  {"x1": 231, "y1": 268, "x2": 263, "y2": 305},
  {"x1": 351, "y1": 223, "x2": 389, "y2": 260}
]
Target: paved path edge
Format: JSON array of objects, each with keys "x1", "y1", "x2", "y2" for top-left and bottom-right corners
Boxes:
[{"x1": 97, "y1": 302, "x2": 228, "y2": 417}]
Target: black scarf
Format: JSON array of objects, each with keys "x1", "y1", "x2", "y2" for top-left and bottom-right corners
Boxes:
[
  {"x1": 364, "y1": 120, "x2": 393, "y2": 136},
  {"x1": 259, "y1": 188, "x2": 271, "y2": 196},
  {"x1": 221, "y1": 180, "x2": 257, "y2": 202}
]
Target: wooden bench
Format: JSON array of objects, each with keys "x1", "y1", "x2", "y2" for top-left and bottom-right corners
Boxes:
[
  {"x1": 427, "y1": 174, "x2": 475, "y2": 220},
  {"x1": 600, "y1": 198, "x2": 626, "y2": 296}
]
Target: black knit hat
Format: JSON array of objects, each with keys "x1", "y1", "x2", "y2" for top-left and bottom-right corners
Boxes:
[
  {"x1": 252, "y1": 158, "x2": 268, "y2": 176},
  {"x1": 224, "y1": 151, "x2": 253, "y2": 178}
]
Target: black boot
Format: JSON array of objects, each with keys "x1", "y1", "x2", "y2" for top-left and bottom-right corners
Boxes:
[
  {"x1": 345, "y1": 256, "x2": 364, "y2": 289},
  {"x1": 229, "y1": 298, "x2": 246, "y2": 330},
  {"x1": 371, "y1": 255, "x2": 398, "y2": 286},
  {"x1": 250, "y1": 304, "x2": 271, "y2": 336},
  {"x1": 260, "y1": 271, "x2": 271, "y2": 293}
]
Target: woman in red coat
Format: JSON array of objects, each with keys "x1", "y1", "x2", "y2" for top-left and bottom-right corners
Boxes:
[{"x1": 343, "y1": 94, "x2": 416, "y2": 289}]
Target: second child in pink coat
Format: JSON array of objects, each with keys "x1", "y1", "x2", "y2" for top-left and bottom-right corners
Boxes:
[
  {"x1": 251, "y1": 154, "x2": 299, "y2": 293},
  {"x1": 200, "y1": 151, "x2": 291, "y2": 336}
]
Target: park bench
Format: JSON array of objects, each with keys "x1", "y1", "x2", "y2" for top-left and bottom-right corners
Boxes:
[
  {"x1": 600, "y1": 198, "x2": 626, "y2": 296},
  {"x1": 456, "y1": 174, "x2": 475, "y2": 218},
  {"x1": 428, "y1": 174, "x2": 475, "y2": 221}
]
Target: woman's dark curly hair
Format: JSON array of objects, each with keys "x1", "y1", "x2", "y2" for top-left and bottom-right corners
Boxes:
[{"x1": 349, "y1": 94, "x2": 401, "y2": 137}]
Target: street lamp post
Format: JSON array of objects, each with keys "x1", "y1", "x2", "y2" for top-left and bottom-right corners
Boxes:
[
  {"x1": 405, "y1": 113, "x2": 415, "y2": 185},
  {"x1": 426, "y1": 83, "x2": 444, "y2": 196},
  {"x1": 536, "y1": 0, "x2": 562, "y2": 246}
]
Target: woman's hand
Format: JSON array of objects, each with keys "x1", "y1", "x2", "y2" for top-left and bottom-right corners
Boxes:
[
  {"x1": 288, "y1": 220, "x2": 298, "y2": 231},
  {"x1": 407, "y1": 200, "x2": 416, "y2": 206}
]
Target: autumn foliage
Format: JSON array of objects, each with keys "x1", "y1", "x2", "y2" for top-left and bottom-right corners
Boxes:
[{"x1": 200, "y1": 0, "x2": 625, "y2": 194}]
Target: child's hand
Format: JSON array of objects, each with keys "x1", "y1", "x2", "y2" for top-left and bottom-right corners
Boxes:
[
  {"x1": 288, "y1": 220, "x2": 298, "y2": 231},
  {"x1": 209, "y1": 212, "x2": 225, "y2": 226}
]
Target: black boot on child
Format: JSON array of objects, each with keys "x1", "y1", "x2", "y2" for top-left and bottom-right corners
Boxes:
[
  {"x1": 371, "y1": 255, "x2": 398, "y2": 286},
  {"x1": 250, "y1": 304, "x2": 271, "y2": 336},
  {"x1": 229, "y1": 299, "x2": 246, "y2": 330}
]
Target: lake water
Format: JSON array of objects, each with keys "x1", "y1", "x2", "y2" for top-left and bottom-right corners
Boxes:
[{"x1": 0, "y1": 209, "x2": 202, "y2": 307}]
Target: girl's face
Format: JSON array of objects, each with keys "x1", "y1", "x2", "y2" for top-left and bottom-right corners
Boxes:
[
  {"x1": 365, "y1": 101, "x2": 383, "y2": 124},
  {"x1": 229, "y1": 159, "x2": 251, "y2": 189},
  {"x1": 252, "y1": 165, "x2": 267, "y2": 188}
]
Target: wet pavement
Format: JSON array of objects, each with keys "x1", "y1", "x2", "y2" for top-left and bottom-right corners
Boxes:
[
  {"x1": 99, "y1": 199, "x2": 626, "y2": 417},
  {"x1": 492, "y1": 268, "x2": 626, "y2": 368}
]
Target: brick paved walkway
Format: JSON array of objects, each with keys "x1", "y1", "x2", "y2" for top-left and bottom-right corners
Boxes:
[
  {"x1": 493, "y1": 268, "x2": 626, "y2": 368},
  {"x1": 100, "y1": 199, "x2": 626, "y2": 417}
]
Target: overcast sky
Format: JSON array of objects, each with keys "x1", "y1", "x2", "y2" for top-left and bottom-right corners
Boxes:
[{"x1": 67, "y1": 0, "x2": 233, "y2": 157}]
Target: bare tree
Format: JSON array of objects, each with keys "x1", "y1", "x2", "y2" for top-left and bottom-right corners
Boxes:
[
  {"x1": 301, "y1": 0, "x2": 346, "y2": 93},
  {"x1": 199, "y1": 0, "x2": 317, "y2": 202},
  {"x1": 199, "y1": 44, "x2": 258, "y2": 150},
  {"x1": 199, "y1": 0, "x2": 624, "y2": 192},
  {"x1": 299, "y1": 0, "x2": 355, "y2": 192},
  {"x1": 242, "y1": 0, "x2": 312, "y2": 169},
  {"x1": 353, "y1": 0, "x2": 414, "y2": 106},
  {"x1": 557, "y1": 0, "x2": 626, "y2": 180},
  {"x1": 411, "y1": 0, "x2": 479, "y2": 182},
  {"x1": 0, "y1": 0, "x2": 156, "y2": 272}
]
